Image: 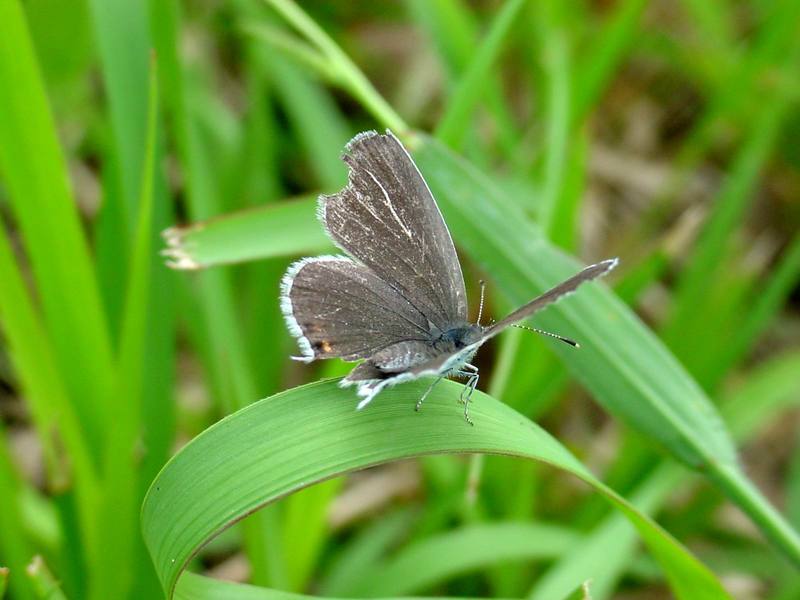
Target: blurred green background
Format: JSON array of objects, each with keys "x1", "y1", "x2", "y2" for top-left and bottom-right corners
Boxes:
[{"x1": 1, "y1": 0, "x2": 800, "y2": 599}]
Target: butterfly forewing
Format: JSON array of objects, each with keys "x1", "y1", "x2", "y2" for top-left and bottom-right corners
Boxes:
[
  {"x1": 319, "y1": 131, "x2": 467, "y2": 331},
  {"x1": 482, "y1": 258, "x2": 618, "y2": 340}
]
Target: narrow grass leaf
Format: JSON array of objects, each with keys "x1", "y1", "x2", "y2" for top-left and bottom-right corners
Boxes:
[
  {"x1": 318, "y1": 510, "x2": 414, "y2": 596},
  {"x1": 0, "y1": 0, "x2": 114, "y2": 459},
  {"x1": 0, "y1": 426, "x2": 36, "y2": 600},
  {"x1": 252, "y1": 49, "x2": 349, "y2": 190},
  {"x1": 175, "y1": 573, "x2": 310, "y2": 600},
  {"x1": 528, "y1": 464, "x2": 684, "y2": 600},
  {"x1": 162, "y1": 197, "x2": 329, "y2": 269},
  {"x1": 664, "y1": 95, "x2": 791, "y2": 351},
  {"x1": 573, "y1": 0, "x2": 647, "y2": 122},
  {"x1": 263, "y1": 0, "x2": 408, "y2": 135},
  {"x1": 353, "y1": 522, "x2": 580, "y2": 596},
  {"x1": 434, "y1": 0, "x2": 526, "y2": 149},
  {"x1": 91, "y1": 55, "x2": 160, "y2": 600},
  {"x1": 0, "y1": 225, "x2": 99, "y2": 547},
  {"x1": 25, "y1": 556, "x2": 68, "y2": 600},
  {"x1": 242, "y1": 23, "x2": 339, "y2": 84},
  {"x1": 87, "y1": 0, "x2": 150, "y2": 219},
  {"x1": 710, "y1": 234, "x2": 800, "y2": 380},
  {"x1": 282, "y1": 479, "x2": 343, "y2": 590},
  {"x1": 536, "y1": 26, "x2": 572, "y2": 237},
  {"x1": 722, "y1": 350, "x2": 800, "y2": 441},
  {"x1": 404, "y1": 0, "x2": 519, "y2": 157}
]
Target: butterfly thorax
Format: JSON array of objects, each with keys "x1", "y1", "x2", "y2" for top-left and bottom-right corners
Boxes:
[
  {"x1": 433, "y1": 323, "x2": 484, "y2": 351},
  {"x1": 362, "y1": 323, "x2": 483, "y2": 377}
]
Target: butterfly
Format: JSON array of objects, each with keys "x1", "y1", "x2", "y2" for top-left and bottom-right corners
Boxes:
[{"x1": 280, "y1": 130, "x2": 617, "y2": 423}]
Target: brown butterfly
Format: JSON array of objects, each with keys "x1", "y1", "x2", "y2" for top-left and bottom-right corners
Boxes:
[{"x1": 281, "y1": 130, "x2": 617, "y2": 422}]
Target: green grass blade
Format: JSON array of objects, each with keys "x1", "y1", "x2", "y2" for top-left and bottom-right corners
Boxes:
[
  {"x1": 175, "y1": 573, "x2": 310, "y2": 600},
  {"x1": 86, "y1": 0, "x2": 150, "y2": 219},
  {"x1": 404, "y1": 0, "x2": 519, "y2": 157},
  {"x1": 530, "y1": 348, "x2": 800, "y2": 598},
  {"x1": 536, "y1": 25, "x2": 572, "y2": 237},
  {"x1": 434, "y1": 0, "x2": 526, "y2": 149},
  {"x1": 0, "y1": 426, "x2": 36, "y2": 600},
  {"x1": 573, "y1": 0, "x2": 647, "y2": 122},
  {"x1": 90, "y1": 56, "x2": 160, "y2": 600},
  {"x1": 241, "y1": 23, "x2": 337, "y2": 84},
  {"x1": 263, "y1": 0, "x2": 408, "y2": 135},
  {"x1": 404, "y1": 0, "x2": 475, "y2": 72},
  {"x1": 528, "y1": 464, "x2": 683, "y2": 600},
  {"x1": 281, "y1": 480, "x2": 343, "y2": 590},
  {"x1": 0, "y1": 223, "x2": 99, "y2": 547},
  {"x1": 0, "y1": 227, "x2": 89, "y2": 490},
  {"x1": 723, "y1": 350, "x2": 800, "y2": 440},
  {"x1": 709, "y1": 234, "x2": 800, "y2": 379},
  {"x1": 318, "y1": 510, "x2": 415, "y2": 596},
  {"x1": 88, "y1": 2, "x2": 179, "y2": 597},
  {"x1": 664, "y1": 94, "x2": 791, "y2": 351},
  {"x1": 161, "y1": 197, "x2": 329, "y2": 269},
  {"x1": 411, "y1": 136, "x2": 800, "y2": 565},
  {"x1": 25, "y1": 556, "x2": 68, "y2": 600},
  {"x1": 142, "y1": 379, "x2": 729, "y2": 599},
  {"x1": 0, "y1": 0, "x2": 114, "y2": 459},
  {"x1": 353, "y1": 522, "x2": 580, "y2": 596},
  {"x1": 252, "y1": 52, "x2": 349, "y2": 190}
]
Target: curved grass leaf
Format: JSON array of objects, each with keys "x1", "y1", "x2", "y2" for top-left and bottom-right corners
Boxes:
[
  {"x1": 142, "y1": 379, "x2": 728, "y2": 600},
  {"x1": 157, "y1": 130, "x2": 800, "y2": 564}
]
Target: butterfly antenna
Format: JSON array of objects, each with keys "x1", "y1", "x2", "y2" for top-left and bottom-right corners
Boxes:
[
  {"x1": 477, "y1": 280, "x2": 486, "y2": 326},
  {"x1": 511, "y1": 324, "x2": 580, "y2": 348}
]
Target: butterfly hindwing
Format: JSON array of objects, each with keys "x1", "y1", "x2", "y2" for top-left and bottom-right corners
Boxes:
[{"x1": 281, "y1": 256, "x2": 430, "y2": 362}]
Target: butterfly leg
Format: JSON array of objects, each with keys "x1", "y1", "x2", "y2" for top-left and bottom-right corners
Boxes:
[
  {"x1": 458, "y1": 364, "x2": 479, "y2": 425},
  {"x1": 416, "y1": 376, "x2": 443, "y2": 412}
]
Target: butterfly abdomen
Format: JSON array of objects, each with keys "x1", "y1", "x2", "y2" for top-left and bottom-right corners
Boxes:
[{"x1": 371, "y1": 341, "x2": 441, "y2": 373}]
